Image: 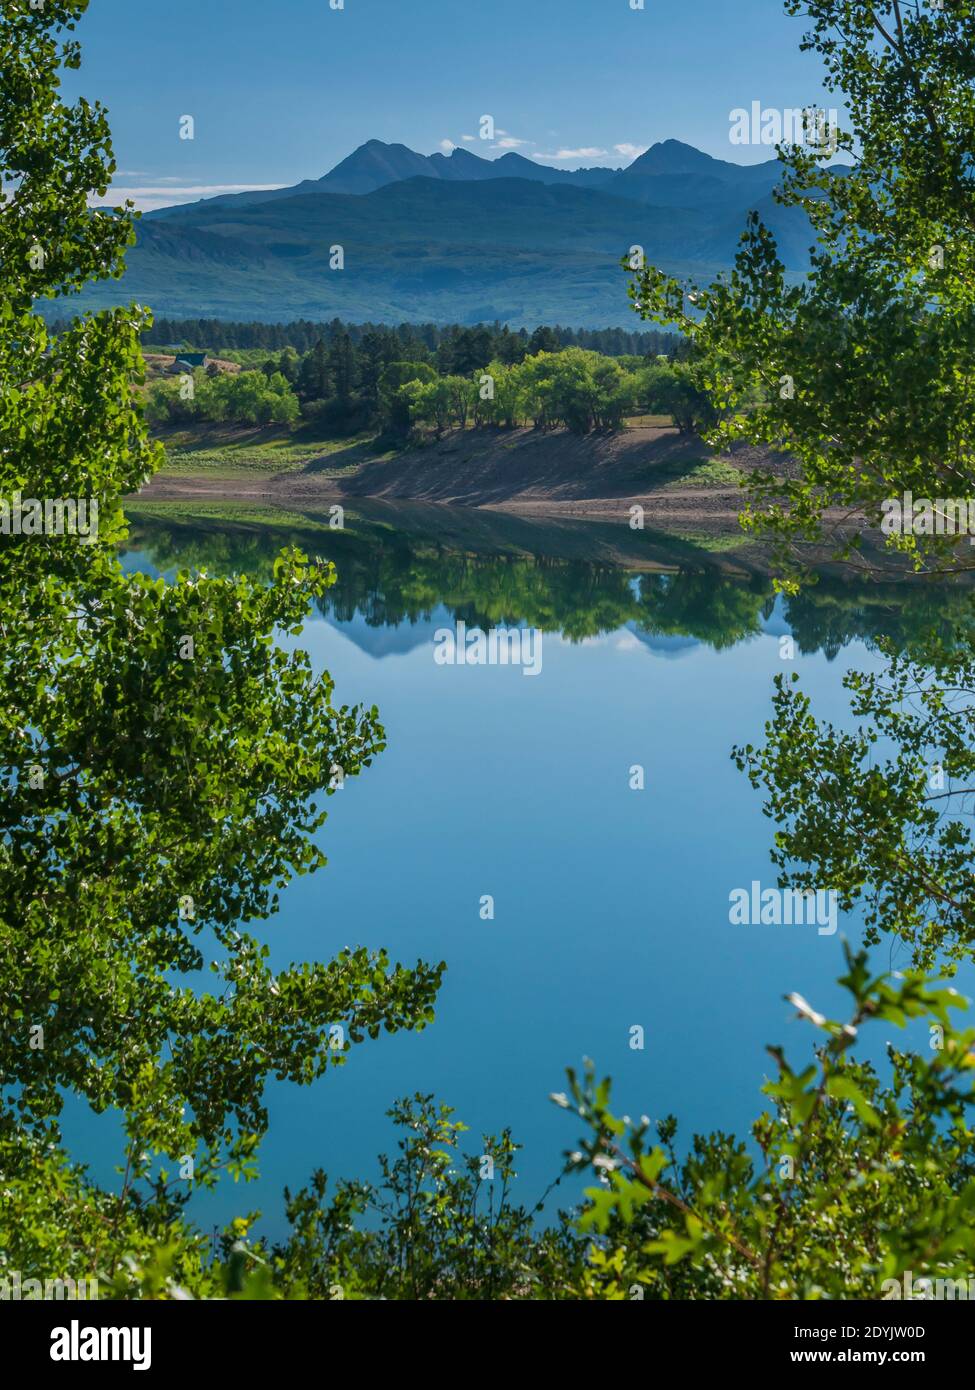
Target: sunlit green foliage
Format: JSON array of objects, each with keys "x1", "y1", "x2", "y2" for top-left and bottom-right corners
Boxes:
[
  {"x1": 0, "y1": 0, "x2": 442, "y2": 1225},
  {"x1": 147, "y1": 369, "x2": 300, "y2": 427},
  {"x1": 631, "y1": 0, "x2": 975, "y2": 575},
  {"x1": 556, "y1": 949, "x2": 975, "y2": 1299},
  {"x1": 735, "y1": 633, "x2": 975, "y2": 969}
]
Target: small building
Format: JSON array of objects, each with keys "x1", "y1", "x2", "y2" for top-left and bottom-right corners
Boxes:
[{"x1": 170, "y1": 352, "x2": 210, "y2": 373}]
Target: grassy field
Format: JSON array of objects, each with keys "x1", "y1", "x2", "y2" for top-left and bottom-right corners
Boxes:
[
  {"x1": 659, "y1": 457, "x2": 745, "y2": 489},
  {"x1": 668, "y1": 528, "x2": 750, "y2": 550},
  {"x1": 127, "y1": 499, "x2": 337, "y2": 529},
  {"x1": 156, "y1": 425, "x2": 382, "y2": 480}
]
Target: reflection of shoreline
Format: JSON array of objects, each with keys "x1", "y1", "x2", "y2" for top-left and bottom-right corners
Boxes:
[
  {"x1": 130, "y1": 478, "x2": 757, "y2": 561},
  {"x1": 125, "y1": 490, "x2": 945, "y2": 583},
  {"x1": 128, "y1": 491, "x2": 903, "y2": 577},
  {"x1": 135, "y1": 471, "x2": 755, "y2": 530},
  {"x1": 126, "y1": 494, "x2": 763, "y2": 572},
  {"x1": 122, "y1": 504, "x2": 975, "y2": 659}
]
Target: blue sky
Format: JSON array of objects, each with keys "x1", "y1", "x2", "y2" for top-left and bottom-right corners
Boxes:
[{"x1": 64, "y1": 0, "x2": 836, "y2": 209}]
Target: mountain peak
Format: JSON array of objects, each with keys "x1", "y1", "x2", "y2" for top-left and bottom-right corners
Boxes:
[
  {"x1": 627, "y1": 139, "x2": 720, "y2": 176},
  {"x1": 319, "y1": 140, "x2": 438, "y2": 194},
  {"x1": 446, "y1": 145, "x2": 488, "y2": 164}
]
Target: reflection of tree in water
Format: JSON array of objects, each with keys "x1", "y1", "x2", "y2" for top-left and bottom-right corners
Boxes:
[
  {"x1": 634, "y1": 571, "x2": 769, "y2": 650},
  {"x1": 784, "y1": 583, "x2": 975, "y2": 662},
  {"x1": 127, "y1": 513, "x2": 975, "y2": 657}
]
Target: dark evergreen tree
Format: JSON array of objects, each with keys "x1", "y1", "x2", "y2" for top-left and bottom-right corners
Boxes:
[{"x1": 296, "y1": 339, "x2": 329, "y2": 402}]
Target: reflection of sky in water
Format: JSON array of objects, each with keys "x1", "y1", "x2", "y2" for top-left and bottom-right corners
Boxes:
[{"x1": 67, "y1": 528, "x2": 975, "y2": 1238}]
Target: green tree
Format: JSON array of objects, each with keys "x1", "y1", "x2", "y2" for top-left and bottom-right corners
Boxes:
[
  {"x1": 277, "y1": 347, "x2": 299, "y2": 383},
  {"x1": 269, "y1": 1095, "x2": 586, "y2": 1300},
  {"x1": 475, "y1": 360, "x2": 523, "y2": 428},
  {"x1": 197, "y1": 369, "x2": 300, "y2": 425},
  {"x1": 326, "y1": 332, "x2": 356, "y2": 421},
  {"x1": 554, "y1": 948, "x2": 975, "y2": 1299},
  {"x1": 631, "y1": 0, "x2": 975, "y2": 573},
  {"x1": 638, "y1": 360, "x2": 717, "y2": 435},
  {"x1": 378, "y1": 360, "x2": 437, "y2": 435},
  {"x1": 296, "y1": 339, "x2": 329, "y2": 404},
  {"x1": 15, "y1": 944, "x2": 973, "y2": 1302},
  {"x1": 0, "y1": 0, "x2": 442, "y2": 1216},
  {"x1": 358, "y1": 329, "x2": 396, "y2": 411},
  {"x1": 528, "y1": 325, "x2": 560, "y2": 355},
  {"x1": 438, "y1": 326, "x2": 494, "y2": 376},
  {"x1": 734, "y1": 630, "x2": 975, "y2": 971}
]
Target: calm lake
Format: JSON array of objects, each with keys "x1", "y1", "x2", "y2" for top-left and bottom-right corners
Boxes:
[{"x1": 69, "y1": 502, "x2": 975, "y2": 1237}]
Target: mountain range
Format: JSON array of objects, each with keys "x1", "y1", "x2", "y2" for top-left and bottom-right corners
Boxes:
[{"x1": 70, "y1": 139, "x2": 827, "y2": 327}]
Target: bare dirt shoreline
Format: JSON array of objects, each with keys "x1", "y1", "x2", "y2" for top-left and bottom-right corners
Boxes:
[{"x1": 135, "y1": 424, "x2": 788, "y2": 533}]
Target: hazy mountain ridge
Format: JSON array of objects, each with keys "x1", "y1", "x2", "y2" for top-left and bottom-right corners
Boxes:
[{"x1": 76, "y1": 139, "x2": 825, "y2": 326}]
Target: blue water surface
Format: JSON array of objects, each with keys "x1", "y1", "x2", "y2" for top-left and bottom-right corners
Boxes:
[{"x1": 72, "y1": 509, "x2": 970, "y2": 1238}]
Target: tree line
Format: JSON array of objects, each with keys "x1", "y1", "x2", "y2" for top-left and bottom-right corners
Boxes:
[
  {"x1": 146, "y1": 338, "x2": 714, "y2": 438},
  {"x1": 132, "y1": 316, "x2": 683, "y2": 361}
]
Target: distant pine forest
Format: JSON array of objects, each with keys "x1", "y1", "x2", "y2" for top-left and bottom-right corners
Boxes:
[{"x1": 132, "y1": 317, "x2": 685, "y2": 360}]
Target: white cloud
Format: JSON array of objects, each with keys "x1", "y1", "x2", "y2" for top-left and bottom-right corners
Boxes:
[
  {"x1": 614, "y1": 142, "x2": 648, "y2": 161},
  {"x1": 91, "y1": 183, "x2": 286, "y2": 213},
  {"x1": 439, "y1": 138, "x2": 456, "y2": 152},
  {"x1": 535, "y1": 146, "x2": 608, "y2": 162},
  {"x1": 493, "y1": 136, "x2": 530, "y2": 149},
  {"x1": 461, "y1": 134, "x2": 477, "y2": 142}
]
